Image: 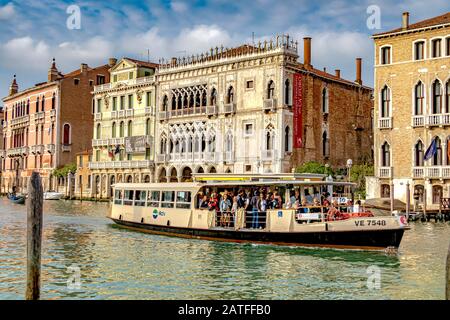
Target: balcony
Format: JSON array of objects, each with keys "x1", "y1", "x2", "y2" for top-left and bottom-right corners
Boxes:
[
  {"x1": 263, "y1": 98, "x2": 277, "y2": 112},
  {"x1": 0, "y1": 150, "x2": 6, "y2": 158},
  {"x1": 426, "y1": 113, "x2": 450, "y2": 127},
  {"x1": 261, "y1": 150, "x2": 275, "y2": 161},
  {"x1": 61, "y1": 144, "x2": 71, "y2": 152},
  {"x1": 10, "y1": 115, "x2": 30, "y2": 128},
  {"x1": 92, "y1": 137, "x2": 126, "y2": 148},
  {"x1": 94, "y1": 113, "x2": 102, "y2": 121},
  {"x1": 93, "y1": 83, "x2": 112, "y2": 93},
  {"x1": 204, "y1": 152, "x2": 219, "y2": 162},
  {"x1": 110, "y1": 109, "x2": 134, "y2": 119},
  {"x1": 425, "y1": 166, "x2": 450, "y2": 179},
  {"x1": 378, "y1": 167, "x2": 393, "y2": 178},
  {"x1": 145, "y1": 106, "x2": 155, "y2": 116},
  {"x1": 206, "y1": 105, "x2": 218, "y2": 116},
  {"x1": 156, "y1": 154, "x2": 169, "y2": 163},
  {"x1": 223, "y1": 151, "x2": 235, "y2": 163},
  {"x1": 7, "y1": 146, "x2": 29, "y2": 157},
  {"x1": 30, "y1": 145, "x2": 45, "y2": 155},
  {"x1": 45, "y1": 144, "x2": 56, "y2": 154},
  {"x1": 412, "y1": 116, "x2": 425, "y2": 127},
  {"x1": 223, "y1": 103, "x2": 236, "y2": 115},
  {"x1": 89, "y1": 160, "x2": 153, "y2": 170},
  {"x1": 412, "y1": 167, "x2": 425, "y2": 179},
  {"x1": 378, "y1": 117, "x2": 392, "y2": 129}
]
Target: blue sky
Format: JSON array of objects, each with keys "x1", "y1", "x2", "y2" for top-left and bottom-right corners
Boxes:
[{"x1": 0, "y1": 0, "x2": 449, "y2": 100}]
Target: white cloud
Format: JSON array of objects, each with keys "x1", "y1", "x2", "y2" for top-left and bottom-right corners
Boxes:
[
  {"x1": 170, "y1": 1, "x2": 188, "y2": 13},
  {"x1": 0, "y1": 2, "x2": 15, "y2": 20}
]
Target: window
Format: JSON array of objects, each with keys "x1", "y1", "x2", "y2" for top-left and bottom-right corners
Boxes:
[
  {"x1": 96, "y1": 123, "x2": 101, "y2": 139},
  {"x1": 415, "y1": 140, "x2": 424, "y2": 167},
  {"x1": 95, "y1": 149, "x2": 100, "y2": 161},
  {"x1": 432, "y1": 185, "x2": 443, "y2": 204},
  {"x1": 245, "y1": 165, "x2": 252, "y2": 172},
  {"x1": 114, "y1": 190, "x2": 123, "y2": 205},
  {"x1": 96, "y1": 75, "x2": 105, "y2": 85},
  {"x1": 123, "y1": 190, "x2": 134, "y2": 206},
  {"x1": 414, "y1": 41, "x2": 425, "y2": 60},
  {"x1": 63, "y1": 124, "x2": 71, "y2": 145},
  {"x1": 147, "y1": 191, "x2": 160, "y2": 207},
  {"x1": 284, "y1": 79, "x2": 290, "y2": 105},
  {"x1": 244, "y1": 123, "x2": 253, "y2": 136},
  {"x1": 162, "y1": 95, "x2": 168, "y2": 111},
  {"x1": 89, "y1": 80, "x2": 93, "y2": 86},
  {"x1": 128, "y1": 72, "x2": 133, "y2": 80},
  {"x1": 446, "y1": 37, "x2": 450, "y2": 56},
  {"x1": 41, "y1": 96, "x2": 45, "y2": 112},
  {"x1": 414, "y1": 82, "x2": 424, "y2": 115},
  {"x1": 284, "y1": 126, "x2": 291, "y2": 152},
  {"x1": 134, "y1": 190, "x2": 147, "y2": 207},
  {"x1": 161, "y1": 191, "x2": 175, "y2": 208},
  {"x1": 97, "y1": 99, "x2": 102, "y2": 113},
  {"x1": 128, "y1": 95, "x2": 133, "y2": 109},
  {"x1": 79, "y1": 155, "x2": 83, "y2": 167},
  {"x1": 227, "y1": 86, "x2": 234, "y2": 103},
  {"x1": 381, "y1": 85, "x2": 391, "y2": 117},
  {"x1": 380, "y1": 46, "x2": 391, "y2": 65},
  {"x1": 145, "y1": 148, "x2": 151, "y2": 160},
  {"x1": 127, "y1": 120, "x2": 133, "y2": 137},
  {"x1": 432, "y1": 137, "x2": 442, "y2": 166},
  {"x1": 176, "y1": 191, "x2": 191, "y2": 209},
  {"x1": 381, "y1": 142, "x2": 390, "y2": 167},
  {"x1": 322, "y1": 88, "x2": 329, "y2": 113},
  {"x1": 381, "y1": 184, "x2": 390, "y2": 198},
  {"x1": 74, "y1": 79, "x2": 80, "y2": 85},
  {"x1": 112, "y1": 122, "x2": 116, "y2": 138},
  {"x1": 246, "y1": 80, "x2": 254, "y2": 89},
  {"x1": 446, "y1": 80, "x2": 450, "y2": 114},
  {"x1": 36, "y1": 97, "x2": 39, "y2": 113},
  {"x1": 267, "y1": 80, "x2": 275, "y2": 99},
  {"x1": 112, "y1": 97, "x2": 117, "y2": 111},
  {"x1": 322, "y1": 131, "x2": 330, "y2": 158},
  {"x1": 113, "y1": 75, "x2": 117, "y2": 82},
  {"x1": 432, "y1": 80, "x2": 442, "y2": 114},
  {"x1": 120, "y1": 96, "x2": 125, "y2": 110},
  {"x1": 146, "y1": 92, "x2": 151, "y2": 107},
  {"x1": 431, "y1": 39, "x2": 442, "y2": 58},
  {"x1": 119, "y1": 121, "x2": 124, "y2": 137},
  {"x1": 146, "y1": 118, "x2": 150, "y2": 135},
  {"x1": 51, "y1": 94, "x2": 55, "y2": 110}
]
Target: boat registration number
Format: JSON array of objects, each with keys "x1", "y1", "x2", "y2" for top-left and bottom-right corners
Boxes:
[{"x1": 354, "y1": 220, "x2": 387, "y2": 227}]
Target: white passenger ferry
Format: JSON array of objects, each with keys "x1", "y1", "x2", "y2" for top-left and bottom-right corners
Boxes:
[{"x1": 109, "y1": 174, "x2": 409, "y2": 250}]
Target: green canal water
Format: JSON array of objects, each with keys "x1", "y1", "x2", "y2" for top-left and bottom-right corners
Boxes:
[{"x1": 0, "y1": 198, "x2": 449, "y2": 300}]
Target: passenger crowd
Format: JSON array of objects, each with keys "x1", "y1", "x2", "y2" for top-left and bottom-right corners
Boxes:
[{"x1": 197, "y1": 188, "x2": 362, "y2": 229}]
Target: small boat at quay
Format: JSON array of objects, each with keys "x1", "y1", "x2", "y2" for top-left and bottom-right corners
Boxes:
[
  {"x1": 109, "y1": 174, "x2": 409, "y2": 251},
  {"x1": 43, "y1": 192, "x2": 64, "y2": 200},
  {"x1": 7, "y1": 193, "x2": 26, "y2": 205}
]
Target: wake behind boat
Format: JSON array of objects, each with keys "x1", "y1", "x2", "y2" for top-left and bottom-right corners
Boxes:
[
  {"x1": 109, "y1": 174, "x2": 409, "y2": 251},
  {"x1": 43, "y1": 192, "x2": 64, "y2": 200}
]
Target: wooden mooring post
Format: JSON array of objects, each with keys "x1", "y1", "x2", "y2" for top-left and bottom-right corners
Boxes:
[
  {"x1": 447, "y1": 242, "x2": 450, "y2": 300},
  {"x1": 26, "y1": 172, "x2": 43, "y2": 300}
]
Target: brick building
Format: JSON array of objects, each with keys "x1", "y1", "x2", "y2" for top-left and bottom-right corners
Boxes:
[
  {"x1": 154, "y1": 35, "x2": 373, "y2": 183},
  {"x1": 367, "y1": 12, "x2": 450, "y2": 209},
  {"x1": 0, "y1": 59, "x2": 113, "y2": 193}
]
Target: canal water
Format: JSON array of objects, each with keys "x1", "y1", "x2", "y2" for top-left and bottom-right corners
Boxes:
[{"x1": 0, "y1": 198, "x2": 449, "y2": 300}]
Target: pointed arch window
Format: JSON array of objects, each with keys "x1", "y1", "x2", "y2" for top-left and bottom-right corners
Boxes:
[
  {"x1": 432, "y1": 80, "x2": 442, "y2": 114},
  {"x1": 127, "y1": 120, "x2": 133, "y2": 137},
  {"x1": 415, "y1": 140, "x2": 424, "y2": 167},
  {"x1": 432, "y1": 137, "x2": 442, "y2": 166},
  {"x1": 322, "y1": 87, "x2": 329, "y2": 113},
  {"x1": 226, "y1": 86, "x2": 234, "y2": 104},
  {"x1": 381, "y1": 86, "x2": 391, "y2": 118},
  {"x1": 41, "y1": 96, "x2": 45, "y2": 112},
  {"x1": 265, "y1": 126, "x2": 275, "y2": 151},
  {"x1": 111, "y1": 122, "x2": 116, "y2": 138},
  {"x1": 51, "y1": 93, "x2": 55, "y2": 110},
  {"x1": 381, "y1": 142, "x2": 390, "y2": 167},
  {"x1": 63, "y1": 123, "x2": 71, "y2": 145},
  {"x1": 96, "y1": 123, "x2": 101, "y2": 139},
  {"x1": 284, "y1": 79, "x2": 290, "y2": 105},
  {"x1": 267, "y1": 80, "x2": 275, "y2": 99},
  {"x1": 445, "y1": 80, "x2": 450, "y2": 113},
  {"x1": 284, "y1": 126, "x2": 291, "y2": 152},
  {"x1": 119, "y1": 121, "x2": 124, "y2": 137},
  {"x1": 414, "y1": 82, "x2": 424, "y2": 115},
  {"x1": 36, "y1": 97, "x2": 39, "y2": 113},
  {"x1": 201, "y1": 90, "x2": 207, "y2": 107},
  {"x1": 162, "y1": 95, "x2": 168, "y2": 111},
  {"x1": 322, "y1": 131, "x2": 330, "y2": 158},
  {"x1": 225, "y1": 133, "x2": 233, "y2": 153},
  {"x1": 210, "y1": 88, "x2": 217, "y2": 106}
]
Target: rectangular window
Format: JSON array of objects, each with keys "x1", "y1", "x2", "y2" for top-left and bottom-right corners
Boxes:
[
  {"x1": 112, "y1": 97, "x2": 117, "y2": 111},
  {"x1": 87, "y1": 175, "x2": 91, "y2": 188},
  {"x1": 244, "y1": 123, "x2": 254, "y2": 136},
  {"x1": 128, "y1": 95, "x2": 133, "y2": 109},
  {"x1": 120, "y1": 96, "x2": 125, "y2": 110},
  {"x1": 161, "y1": 191, "x2": 175, "y2": 208},
  {"x1": 79, "y1": 156, "x2": 83, "y2": 167},
  {"x1": 129, "y1": 72, "x2": 134, "y2": 80},
  {"x1": 176, "y1": 191, "x2": 191, "y2": 209},
  {"x1": 145, "y1": 148, "x2": 151, "y2": 160},
  {"x1": 146, "y1": 92, "x2": 151, "y2": 107},
  {"x1": 96, "y1": 75, "x2": 105, "y2": 85},
  {"x1": 89, "y1": 80, "x2": 93, "y2": 86},
  {"x1": 123, "y1": 190, "x2": 134, "y2": 206},
  {"x1": 245, "y1": 165, "x2": 252, "y2": 172},
  {"x1": 147, "y1": 191, "x2": 160, "y2": 207},
  {"x1": 114, "y1": 190, "x2": 123, "y2": 205},
  {"x1": 97, "y1": 99, "x2": 102, "y2": 113},
  {"x1": 74, "y1": 79, "x2": 80, "y2": 85},
  {"x1": 432, "y1": 39, "x2": 442, "y2": 58},
  {"x1": 134, "y1": 190, "x2": 147, "y2": 207},
  {"x1": 127, "y1": 153, "x2": 132, "y2": 161},
  {"x1": 113, "y1": 75, "x2": 118, "y2": 82},
  {"x1": 414, "y1": 41, "x2": 424, "y2": 60},
  {"x1": 381, "y1": 47, "x2": 391, "y2": 65},
  {"x1": 96, "y1": 149, "x2": 100, "y2": 161},
  {"x1": 446, "y1": 38, "x2": 450, "y2": 56},
  {"x1": 246, "y1": 80, "x2": 254, "y2": 89}
]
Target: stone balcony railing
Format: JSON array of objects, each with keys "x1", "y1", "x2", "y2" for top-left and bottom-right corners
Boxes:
[
  {"x1": 61, "y1": 144, "x2": 71, "y2": 152},
  {"x1": 426, "y1": 113, "x2": 450, "y2": 127},
  {"x1": 263, "y1": 98, "x2": 277, "y2": 112},
  {"x1": 92, "y1": 136, "x2": 152, "y2": 148},
  {"x1": 156, "y1": 154, "x2": 169, "y2": 163},
  {"x1": 261, "y1": 149, "x2": 275, "y2": 161},
  {"x1": 206, "y1": 105, "x2": 218, "y2": 116},
  {"x1": 7, "y1": 146, "x2": 29, "y2": 157},
  {"x1": 413, "y1": 166, "x2": 450, "y2": 179},
  {"x1": 89, "y1": 160, "x2": 153, "y2": 170},
  {"x1": 0, "y1": 150, "x2": 6, "y2": 158},
  {"x1": 45, "y1": 144, "x2": 56, "y2": 154},
  {"x1": 378, "y1": 167, "x2": 393, "y2": 178},
  {"x1": 222, "y1": 151, "x2": 235, "y2": 163},
  {"x1": 223, "y1": 102, "x2": 236, "y2": 115},
  {"x1": 30, "y1": 144, "x2": 45, "y2": 154},
  {"x1": 93, "y1": 76, "x2": 155, "y2": 93},
  {"x1": 10, "y1": 115, "x2": 30, "y2": 128},
  {"x1": 378, "y1": 117, "x2": 392, "y2": 129},
  {"x1": 110, "y1": 109, "x2": 134, "y2": 119},
  {"x1": 94, "y1": 113, "x2": 102, "y2": 121},
  {"x1": 412, "y1": 115, "x2": 425, "y2": 127},
  {"x1": 156, "y1": 152, "x2": 221, "y2": 163}
]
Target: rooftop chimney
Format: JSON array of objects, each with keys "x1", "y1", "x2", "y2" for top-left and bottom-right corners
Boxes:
[
  {"x1": 108, "y1": 58, "x2": 117, "y2": 67},
  {"x1": 9, "y1": 75, "x2": 18, "y2": 96},
  {"x1": 171, "y1": 57, "x2": 177, "y2": 66},
  {"x1": 355, "y1": 58, "x2": 362, "y2": 85},
  {"x1": 303, "y1": 37, "x2": 312, "y2": 69},
  {"x1": 335, "y1": 69, "x2": 341, "y2": 78},
  {"x1": 80, "y1": 63, "x2": 88, "y2": 73},
  {"x1": 402, "y1": 12, "x2": 409, "y2": 30}
]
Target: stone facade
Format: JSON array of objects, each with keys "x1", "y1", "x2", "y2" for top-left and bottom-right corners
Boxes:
[
  {"x1": 74, "y1": 150, "x2": 92, "y2": 199},
  {"x1": 368, "y1": 12, "x2": 450, "y2": 209},
  {"x1": 0, "y1": 59, "x2": 112, "y2": 193},
  {"x1": 89, "y1": 58, "x2": 157, "y2": 198}
]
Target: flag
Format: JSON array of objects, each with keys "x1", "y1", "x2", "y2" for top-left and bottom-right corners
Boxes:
[
  {"x1": 114, "y1": 145, "x2": 120, "y2": 155},
  {"x1": 108, "y1": 148, "x2": 114, "y2": 158},
  {"x1": 424, "y1": 138, "x2": 437, "y2": 161}
]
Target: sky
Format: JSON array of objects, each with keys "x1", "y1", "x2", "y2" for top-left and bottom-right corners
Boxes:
[{"x1": 0, "y1": 0, "x2": 449, "y2": 101}]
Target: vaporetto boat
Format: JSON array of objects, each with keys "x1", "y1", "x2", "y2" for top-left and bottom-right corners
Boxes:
[{"x1": 109, "y1": 174, "x2": 409, "y2": 251}]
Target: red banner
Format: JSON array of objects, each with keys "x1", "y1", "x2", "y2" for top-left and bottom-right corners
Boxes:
[{"x1": 293, "y1": 73, "x2": 303, "y2": 148}]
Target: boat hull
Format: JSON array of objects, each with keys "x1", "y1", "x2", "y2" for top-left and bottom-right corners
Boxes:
[{"x1": 110, "y1": 218, "x2": 405, "y2": 250}]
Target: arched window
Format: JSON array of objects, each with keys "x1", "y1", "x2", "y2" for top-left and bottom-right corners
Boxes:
[
  {"x1": 63, "y1": 124, "x2": 71, "y2": 145},
  {"x1": 446, "y1": 80, "x2": 450, "y2": 113},
  {"x1": 96, "y1": 123, "x2": 101, "y2": 139},
  {"x1": 201, "y1": 90, "x2": 207, "y2": 107},
  {"x1": 225, "y1": 133, "x2": 232, "y2": 152},
  {"x1": 267, "y1": 80, "x2": 275, "y2": 99},
  {"x1": 177, "y1": 95, "x2": 182, "y2": 109},
  {"x1": 127, "y1": 120, "x2": 133, "y2": 137},
  {"x1": 171, "y1": 95, "x2": 176, "y2": 110},
  {"x1": 36, "y1": 97, "x2": 39, "y2": 113},
  {"x1": 432, "y1": 80, "x2": 442, "y2": 114},
  {"x1": 381, "y1": 142, "x2": 390, "y2": 167},
  {"x1": 119, "y1": 121, "x2": 124, "y2": 137},
  {"x1": 162, "y1": 95, "x2": 168, "y2": 111},
  {"x1": 160, "y1": 136, "x2": 167, "y2": 154},
  {"x1": 381, "y1": 85, "x2": 390, "y2": 118},
  {"x1": 146, "y1": 118, "x2": 150, "y2": 135},
  {"x1": 51, "y1": 93, "x2": 55, "y2": 110},
  {"x1": 189, "y1": 93, "x2": 194, "y2": 108},
  {"x1": 415, "y1": 140, "x2": 424, "y2": 166},
  {"x1": 284, "y1": 79, "x2": 290, "y2": 105},
  {"x1": 265, "y1": 128, "x2": 274, "y2": 150},
  {"x1": 284, "y1": 126, "x2": 290, "y2": 152},
  {"x1": 414, "y1": 82, "x2": 424, "y2": 115},
  {"x1": 210, "y1": 88, "x2": 217, "y2": 106},
  {"x1": 432, "y1": 137, "x2": 442, "y2": 166},
  {"x1": 26, "y1": 100, "x2": 30, "y2": 114},
  {"x1": 432, "y1": 185, "x2": 443, "y2": 204},
  {"x1": 322, "y1": 131, "x2": 330, "y2": 157},
  {"x1": 183, "y1": 94, "x2": 188, "y2": 109},
  {"x1": 447, "y1": 137, "x2": 450, "y2": 165},
  {"x1": 226, "y1": 86, "x2": 234, "y2": 104},
  {"x1": 322, "y1": 88, "x2": 329, "y2": 113},
  {"x1": 414, "y1": 185, "x2": 425, "y2": 203},
  {"x1": 41, "y1": 96, "x2": 45, "y2": 112},
  {"x1": 208, "y1": 135, "x2": 216, "y2": 152},
  {"x1": 111, "y1": 122, "x2": 116, "y2": 138}
]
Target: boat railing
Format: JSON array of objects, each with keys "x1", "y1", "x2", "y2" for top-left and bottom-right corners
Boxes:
[{"x1": 214, "y1": 210, "x2": 268, "y2": 230}]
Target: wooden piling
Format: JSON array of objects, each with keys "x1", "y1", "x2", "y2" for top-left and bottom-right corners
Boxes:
[
  {"x1": 25, "y1": 172, "x2": 43, "y2": 300},
  {"x1": 406, "y1": 182, "x2": 410, "y2": 220},
  {"x1": 390, "y1": 182, "x2": 395, "y2": 213},
  {"x1": 447, "y1": 242, "x2": 450, "y2": 300}
]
